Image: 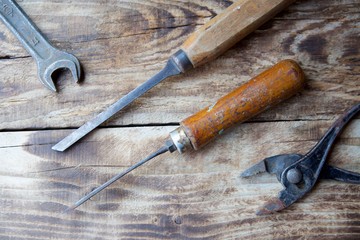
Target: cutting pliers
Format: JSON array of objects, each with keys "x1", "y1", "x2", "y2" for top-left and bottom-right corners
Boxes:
[{"x1": 241, "y1": 103, "x2": 360, "y2": 215}]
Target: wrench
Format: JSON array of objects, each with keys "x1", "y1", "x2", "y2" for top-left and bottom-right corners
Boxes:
[{"x1": 0, "y1": 0, "x2": 81, "y2": 92}]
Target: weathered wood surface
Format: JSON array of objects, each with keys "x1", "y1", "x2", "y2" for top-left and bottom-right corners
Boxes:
[
  {"x1": 0, "y1": 0, "x2": 359, "y2": 239},
  {"x1": 0, "y1": 0, "x2": 358, "y2": 129},
  {"x1": 1, "y1": 120, "x2": 359, "y2": 239}
]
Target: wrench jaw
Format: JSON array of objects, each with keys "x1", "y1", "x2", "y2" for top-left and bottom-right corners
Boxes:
[{"x1": 38, "y1": 51, "x2": 81, "y2": 92}]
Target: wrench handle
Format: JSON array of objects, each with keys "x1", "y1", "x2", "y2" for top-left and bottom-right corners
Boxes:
[
  {"x1": 181, "y1": 0, "x2": 295, "y2": 68},
  {"x1": 0, "y1": 0, "x2": 55, "y2": 60},
  {"x1": 179, "y1": 60, "x2": 305, "y2": 150}
]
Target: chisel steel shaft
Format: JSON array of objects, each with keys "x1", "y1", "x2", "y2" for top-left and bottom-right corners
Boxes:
[{"x1": 53, "y1": 0, "x2": 295, "y2": 151}]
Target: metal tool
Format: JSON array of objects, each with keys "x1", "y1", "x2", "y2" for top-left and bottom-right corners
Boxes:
[
  {"x1": 66, "y1": 60, "x2": 306, "y2": 211},
  {"x1": 241, "y1": 103, "x2": 360, "y2": 215},
  {"x1": 0, "y1": 0, "x2": 81, "y2": 91},
  {"x1": 53, "y1": 0, "x2": 295, "y2": 151}
]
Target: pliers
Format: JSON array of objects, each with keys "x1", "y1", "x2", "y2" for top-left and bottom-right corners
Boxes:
[{"x1": 241, "y1": 103, "x2": 360, "y2": 215}]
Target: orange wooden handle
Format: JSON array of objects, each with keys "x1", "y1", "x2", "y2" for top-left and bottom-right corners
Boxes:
[
  {"x1": 180, "y1": 60, "x2": 305, "y2": 150},
  {"x1": 181, "y1": 0, "x2": 295, "y2": 68}
]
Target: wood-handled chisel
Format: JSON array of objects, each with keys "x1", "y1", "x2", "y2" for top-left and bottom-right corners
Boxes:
[
  {"x1": 53, "y1": 0, "x2": 296, "y2": 151},
  {"x1": 66, "y1": 60, "x2": 306, "y2": 210}
]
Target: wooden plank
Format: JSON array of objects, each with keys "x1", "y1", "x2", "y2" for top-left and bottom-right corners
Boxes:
[
  {"x1": 0, "y1": 119, "x2": 359, "y2": 239},
  {"x1": 0, "y1": 0, "x2": 358, "y2": 129},
  {"x1": 0, "y1": 0, "x2": 359, "y2": 239}
]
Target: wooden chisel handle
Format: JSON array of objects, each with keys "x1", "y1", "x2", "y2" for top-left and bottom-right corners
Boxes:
[
  {"x1": 180, "y1": 0, "x2": 295, "y2": 67},
  {"x1": 169, "y1": 60, "x2": 305, "y2": 152}
]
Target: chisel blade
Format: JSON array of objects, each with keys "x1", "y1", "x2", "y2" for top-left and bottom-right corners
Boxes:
[
  {"x1": 52, "y1": 55, "x2": 187, "y2": 152},
  {"x1": 52, "y1": 0, "x2": 296, "y2": 152}
]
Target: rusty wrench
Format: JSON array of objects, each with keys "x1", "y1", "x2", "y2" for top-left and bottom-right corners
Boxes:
[{"x1": 0, "y1": 0, "x2": 81, "y2": 91}]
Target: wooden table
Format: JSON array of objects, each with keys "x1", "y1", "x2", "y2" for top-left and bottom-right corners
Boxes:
[{"x1": 0, "y1": 0, "x2": 359, "y2": 239}]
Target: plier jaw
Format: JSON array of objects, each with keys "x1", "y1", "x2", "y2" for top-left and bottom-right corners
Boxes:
[{"x1": 241, "y1": 103, "x2": 360, "y2": 215}]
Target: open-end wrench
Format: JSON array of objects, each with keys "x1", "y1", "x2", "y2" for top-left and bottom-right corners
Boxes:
[{"x1": 0, "y1": 0, "x2": 81, "y2": 91}]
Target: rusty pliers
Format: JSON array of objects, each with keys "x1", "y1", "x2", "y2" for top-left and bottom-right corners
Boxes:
[{"x1": 241, "y1": 103, "x2": 360, "y2": 215}]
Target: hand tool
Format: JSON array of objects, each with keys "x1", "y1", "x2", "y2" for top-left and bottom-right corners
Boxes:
[
  {"x1": 53, "y1": 0, "x2": 296, "y2": 152},
  {"x1": 66, "y1": 59, "x2": 306, "y2": 211},
  {"x1": 0, "y1": 0, "x2": 81, "y2": 91},
  {"x1": 241, "y1": 103, "x2": 360, "y2": 215}
]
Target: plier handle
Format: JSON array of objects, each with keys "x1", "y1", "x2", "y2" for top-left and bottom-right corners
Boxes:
[{"x1": 241, "y1": 103, "x2": 360, "y2": 215}]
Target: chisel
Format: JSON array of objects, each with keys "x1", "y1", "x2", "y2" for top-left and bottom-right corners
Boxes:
[
  {"x1": 53, "y1": 0, "x2": 296, "y2": 152},
  {"x1": 67, "y1": 60, "x2": 306, "y2": 211}
]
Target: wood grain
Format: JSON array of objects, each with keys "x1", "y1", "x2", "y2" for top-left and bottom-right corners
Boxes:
[
  {"x1": 181, "y1": 60, "x2": 305, "y2": 150},
  {"x1": 0, "y1": 120, "x2": 360, "y2": 239},
  {"x1": 0, "y1": 0, "x2": 359, "y2": 239},
  {"x1": 0, "y1": 119, "x2": 359, "y2": 239},
  {"x1": 181, "y1": 0, "x2": 295, "y2": 67},
  {"x1": 0, "y1": 0, "x2": 358, "y2": 130}
]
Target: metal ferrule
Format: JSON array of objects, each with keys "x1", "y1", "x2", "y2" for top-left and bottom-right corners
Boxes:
[
  {"x1": 169, "y1": 127, "x2": 193, "y2": 154},
  {"x1": 170, "y1": 49, "x2": 193, "y2": 73}
]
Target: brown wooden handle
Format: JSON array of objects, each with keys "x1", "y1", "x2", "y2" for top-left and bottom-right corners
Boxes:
[
  {"x1": 180, "y1": 60, "x2": 305, "y2": 150},
  {"x1": 181, "y1": 0, "x2": 295, "y2": 68}
]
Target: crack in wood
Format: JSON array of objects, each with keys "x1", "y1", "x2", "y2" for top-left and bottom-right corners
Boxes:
[{"x1": 0, "y1": 55, "x2": 31, "y2": 60}]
